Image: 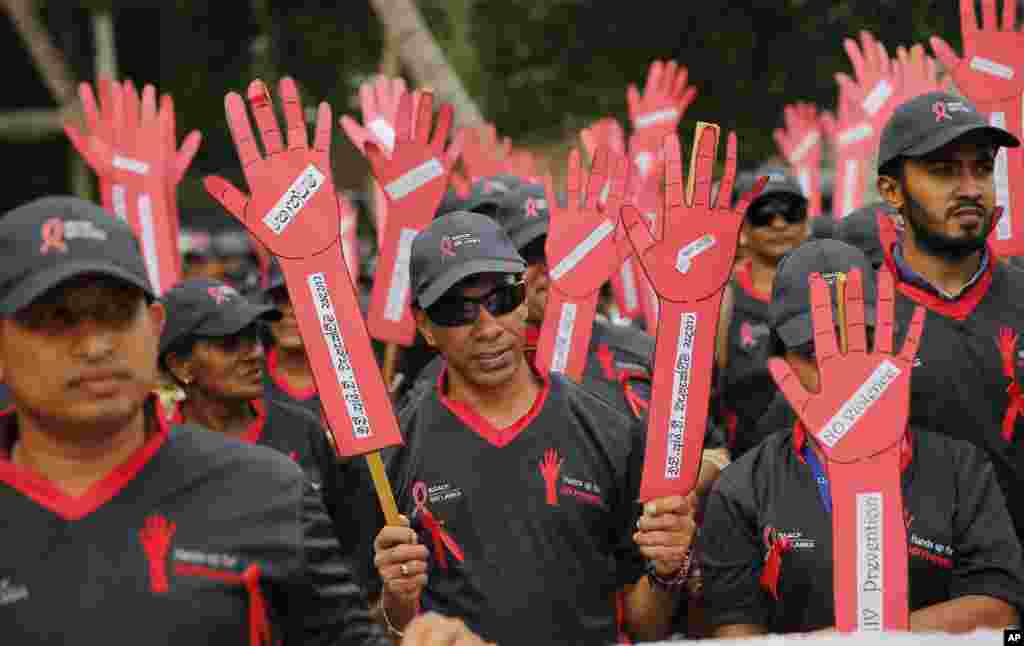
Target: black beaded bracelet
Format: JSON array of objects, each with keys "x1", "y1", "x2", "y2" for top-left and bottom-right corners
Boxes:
[{"x1": 646, "y1": 548, "x2": 692, "y2": 592}]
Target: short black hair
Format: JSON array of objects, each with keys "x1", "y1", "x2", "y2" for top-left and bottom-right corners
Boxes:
[{"x1": 878, "y1": 156, "x2": 904, "y2": 180}]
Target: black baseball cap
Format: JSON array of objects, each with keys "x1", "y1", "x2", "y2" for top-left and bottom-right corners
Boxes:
[
  {"x1": 835, "y1": 202, "x2": 898, "y2": 269},
  {"x1": 410, "y1": 210, "x2": 526, "y2": 309},
  {"x1": 0, "y1": 196, "x2": 154, "y2": 315},
  {"x1": 493, "y1": 181, "x2": 550, "y2": 252},
  {"x1": 878, "y1": 91, "x2": 1019, "y2": 170},
  {"x1": 746, "y1": 171, "x2": 808, "y2": 215},
  {"x1": 159, "y1": 278, "x2": 280, "y2": 354},
  {"x1": 772, "y1": 239, "x2": 877, "y2": 351}
]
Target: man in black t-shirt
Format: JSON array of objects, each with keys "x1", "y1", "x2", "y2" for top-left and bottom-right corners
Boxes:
[
  {"x1": 373, "y1": 212, "x2": 696, "y2": 644},
  {"x1": 701, "y1": 239, "x2": 1024, "y2": 636},
  {"x1": 0, "y1": 196, "x2": 482, "y2": 646}
]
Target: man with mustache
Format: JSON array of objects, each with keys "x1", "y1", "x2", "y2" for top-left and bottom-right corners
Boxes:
[
  {"x1": 372, "y1": 211, "x2": 695, "y2": 644},
  {"x1": 870, "y1": 91, "x2": 1024, "y2": 540}
]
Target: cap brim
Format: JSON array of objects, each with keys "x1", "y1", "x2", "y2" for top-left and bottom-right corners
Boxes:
[
  {"x1": 0, "y1": 260, "x2": 154, "y2": 316},
  {"x1": 775, "y1": 304, "x2": 877, "y2": 349},
  {"x1": 509, "y1": 219, "x2": 549, "y2": 251},
  {"x1": 904, "y1": 123, "x2": 1020, "y2": 158},
  {"x1": 417, "y1": 258, "x2": 527, "y2": 309},
  {"x1": 749, "y1": 188, "x2": 808, "y2": 213},
  {"x1": 195, "y1": 303, "x2": 281, "y2": 337}
]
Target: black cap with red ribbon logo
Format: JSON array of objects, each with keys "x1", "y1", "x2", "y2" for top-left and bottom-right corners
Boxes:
[
  {"x1": 0, "y1": 196, "x2": 154, "y2": 315},
  {"x1": 158, "y1": 278, "x2": 281, "y2": 355},
  {"x1": 410, "y1": 210, "x2": 526, "y2": 309},
  {"x1": 878, "y1": 91, "x2": 1019, "y2": 171}
]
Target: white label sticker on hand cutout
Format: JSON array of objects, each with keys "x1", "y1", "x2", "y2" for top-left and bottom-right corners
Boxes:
[
  {"x1": 676, "y1": 234, "x2": 717, "y2": 274},
  {"x1": 991, "y1": 112, "x2": 1013, "y2": 241},
  {"x1": 664, "y1": 312, "x2": 697, "y2": 479},
  {"x1": 970, "y1": 56, "x2": 1015, "y2": 80},
  {"x1": 368, "y1": 119, "x2": 397, "y2": 154},
  {"x1": 384, "y1": 228, "x2": 419, "y2": 322},
  {"x1": 551, "y1": 302, "x2": 577, "y2": 374},
  {"x1": 263, "y1": 165, "x2": 327, "y2": 235},
  {"x1": 635, "y1": 108, "x2": 680, "y2": 129},
  {"x1": 862, "y1": 80, "x2": 893, "y2": 117},
  {"x1": 384, "y1": 159, "x2": 444, "y2": 201},
  {"x1": 857, "y1": 491, "x2": 884, "y2": 632},
  {"x1": 308, "y1": 272, "x2": 373, "y2": 439},
  {"x1": 817, "y1": 360, "x2": 901, "y2": 448},
  {"x1": 549, "y1": 220, "x2": 616, "y2": 281}
]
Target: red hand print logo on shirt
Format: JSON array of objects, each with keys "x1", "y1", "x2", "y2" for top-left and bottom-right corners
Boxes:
[
  {"x1": 440, "y1": 235, "x2": 456, "y2": 258},
  {"x1": 139, "y1": 514, "x2": 177, "y2": 593},
  {"x1": 539, "y1": 448, "x2": 563, "y2": 506}
]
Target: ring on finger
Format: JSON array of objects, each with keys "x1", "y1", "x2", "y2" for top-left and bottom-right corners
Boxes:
[{"x1": 400, "y1": 563, "x2": 409, "y2": 577}]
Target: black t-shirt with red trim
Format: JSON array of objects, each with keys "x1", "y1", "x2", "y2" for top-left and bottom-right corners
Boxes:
[
  {"x1": 0, "y1": 406, "x2": 387, "y2": 646},
  {"x1": 385, "y1": 371, "x2": 647, "y2": 645},
  {"x1": 721, "y1": 263, "x2": 777, "y2": 456},
  {"x1": 156, "y1": 397, "x2": 372, "y2": 563},
  {"x1": 0, "y1": 384, "x2": 9, "y2": 412},
  {"x1": 699, "y1": 424, "x2": 1024, "y2": 634},
  {"x1": 263, "y1": 346, "x2": 322, "y2": 418}
]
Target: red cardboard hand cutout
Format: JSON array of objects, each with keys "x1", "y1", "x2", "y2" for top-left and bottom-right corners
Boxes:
[
  {"x1": 768, "y1": 270, "x2": 924, "y2": 632},
  {"x1": 627, "y1": 60, "x2": 697, "y2": 178},
  {"x1": 837, "y1": 31, "x2": 898, "y2": 135},
  {"x1": 581, "y1": 118, "x2": 642, "y2": 319},
  {"x1": 892, "y1": 44, "x2": 947, "y2": 105},
  {"x1": 338, "y1": 192, "x2": 360, "y2": 284},
  {"x1": 340, "y1": 76, "x2": 410, "y2": 248},
  {"x1": 65, "y1": 80, "x2": 183, "y2": 295},
  {"x1": 535, "y1": 147, "x2": 630, "y2": 380},
  {"x1": 931, "y1": 0, "x2": 1024, "y2": 256},
  {"x1": 158, "y1": 92, "x2": 202, "y2": 280},
  {"x1": 821, "y1": 84, "x2": 874, "y2": 219},
  {"x1": 624, "y1": 125, "x2": 765, "y2": 500},
  {"x1": 460, "y1": 123, "x2": 508, "y2": 181},
  {"x1": 361, "y1": 91, "x2": 462, "y2": 346},
  {"x1": 774, "y1": 103, "x2": 823, "y2": 218},
  {"x1": 203, "y1": 77, "x2": 403, "y2": 461}
]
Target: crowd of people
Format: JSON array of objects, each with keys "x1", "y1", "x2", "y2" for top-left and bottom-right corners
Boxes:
[{"x1": 2, "y1": 1, "x2": 1024, "y2": 643}]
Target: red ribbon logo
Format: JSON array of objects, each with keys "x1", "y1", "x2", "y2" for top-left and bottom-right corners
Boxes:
[
  {"x1": 524, "y1": 197, "x2": 541, "y2": 218},
  {"x1": 412, "y1": 481, "x2": 464, "y2": 570},
  {"x1": 39, "y1": 217, "x2": 67, "y2": 254},
  {"x1": 440, "y1": 236, "x2": 456, "y2": 258},
  {"x1": 932, "y1": 101, "x2": 951, "y2": 122},
  {"x1": 998, "y1": 327, "x2": 1022, "y2": 442}
]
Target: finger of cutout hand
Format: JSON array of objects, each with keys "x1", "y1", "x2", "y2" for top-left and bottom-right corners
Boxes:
[
  {"x1": 247, "y1": 79, "x2": 284, "y2": 156},
  {"x1": 278, "y1": 77, "x2": 309, "y2": 151},
  {"x1": 313, "y1": 102, "x2": 332, "y2": 155},
  {"x1": 768, "y1": 357, "x2": 812, "y2": 415},
  {"x1": 845, "y1": 268, "x2": 868, "y2": 354},
  {"x1": 875, "y1": 269, "x2": 896, "y2": 355},
  {"x1": 663, "y1": 134, "x2": 685, "y2": 208},
  {"x1": 809, "y1": 274, "x2": 841, "y2": 365},
  {"x1": 225, "y1": 93, "x2": 262, "y2": 171},
  {"x1": 717, "y1": 132, "x2": 738, "y2": 210}
]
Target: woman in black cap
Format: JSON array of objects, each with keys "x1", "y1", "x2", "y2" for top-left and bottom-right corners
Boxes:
[{"x1": 157, "y1": 278, "x2": 367, "y2": 550}]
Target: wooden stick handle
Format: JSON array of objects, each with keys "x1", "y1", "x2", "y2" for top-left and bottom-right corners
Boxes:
[
  {"x1": 365, "y1": 450, "x2": 402, "y2": 526},
  {"x1": 688, "y1": 122, "x2": 721, "y2": 204},
  {"x1": 836, "y1": 273, "x2": 848, "y2": 354}
]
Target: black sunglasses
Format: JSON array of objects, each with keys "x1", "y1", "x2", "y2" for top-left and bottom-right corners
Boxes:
[
  {"x1": 747, "y1": 198, "x2": 808, "y2": 228},
  {"x1": 426, "y1": 280, "x2": 526, "y2": 327}
]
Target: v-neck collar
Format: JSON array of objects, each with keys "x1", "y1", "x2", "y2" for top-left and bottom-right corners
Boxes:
[
  {"x1": 436, "y1": 366, "x2": 550, "y2": 448},
  {"x1": 0, "y1": 402, "x2": 170, "y2": 521},
  {"x1": 267, "y1": 347, "x2": 317, "y2": 400}
]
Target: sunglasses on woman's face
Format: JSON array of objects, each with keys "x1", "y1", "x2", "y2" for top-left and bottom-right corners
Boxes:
[
  {"x1": 426, "y1": 280, "x2": 526, "y2": 327},
  {"x1": 747, "y1": 201, "x2": 808, "y2": 228}
]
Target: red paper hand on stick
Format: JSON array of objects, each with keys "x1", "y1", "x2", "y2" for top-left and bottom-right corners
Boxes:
[
  {"x1": 460, "y1": 123, "x2": 508, "y2": 181},
  {"x1": 892, "y1": 44, "x2": 947, "y2": 105},
  {"x1": 837, "y1": 32, "x2": 898, "y2": 132},
  {"x1": 534, "y1": 146, "x2": 630, "y2": 380},
  {"x1": 360, "y1": 91, "x2": 462, "y2": 346},
  {"x1": 774, "y1": 103, "x2": 824, "y2": 218},
  {"x1": 821, "y1": 84, "x2": 874, "y2": 219},
  {"x1": 340, "y1": 76, "x2": 409, "y2": 247},
  {"x1": 627, "y1": 60, "x2": 697, "y2": 178},
  {"x1": 203, "y1": 79, "x2": 404, "y2": 530},
  {"x1": 65, "y1": 80, "x2": 189, "y2": 295},
  {"x1": 767, "y1": 269, "x2": 924, "y2": 632},
  {"x1": 580, "y1": 118, "x2": 643, "y2": 320},
  {"x1": 623, "y1": 125, "x2": 764, "y2": 500},
  {"x1": 931, "y1": 0, "x2": 1024, "y2": 256}
]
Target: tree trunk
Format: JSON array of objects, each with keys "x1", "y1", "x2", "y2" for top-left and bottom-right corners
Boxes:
[
  {"x1": 367, "y1": 0, "x2": 485, "y2": 128},
  {"x1": 1, "y1": 0, "x2": 76, "y2": 105}
]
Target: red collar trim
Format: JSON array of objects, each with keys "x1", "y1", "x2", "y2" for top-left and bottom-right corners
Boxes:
[
  {"x1": 734, "y1": 259, "x2": 772, "y2": 303},
  {"x1": 160, "y1": 399, "x2": 267, "y2": 444},
  {"x1": 436, "y1": 366, "x2": 549, "y2": 448},
  {"x1": 267, "y1": 347, "x2": 317, "y2": 400},
  {"x1": 525, "y1": 325, "x2": 541, "y2": 350},
  {"x1": 791, "y1": 419, "x2": 913, "y2": 472},
  {"x1": 0, "y1": 400, "x2": 170, "y2": 521},
  {"x1": 881, "y1": 240, "x2": 994, "y2": 321}
]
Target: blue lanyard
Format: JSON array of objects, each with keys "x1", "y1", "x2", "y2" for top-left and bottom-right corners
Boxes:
[{"x1": 801, "y1": 445, "x2": 832, "y2": 513}]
